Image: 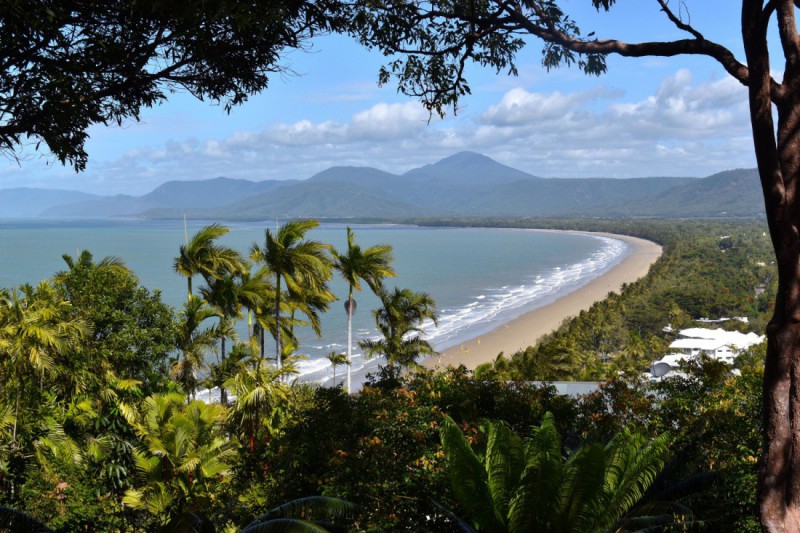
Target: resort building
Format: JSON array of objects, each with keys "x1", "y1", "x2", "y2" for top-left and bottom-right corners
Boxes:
[
  {"x1": 646, "y1": 326, "x2": 765, "y2": 380},
  {"x1": 671, "y1": 327, "x2": 763, "y2": 363}
]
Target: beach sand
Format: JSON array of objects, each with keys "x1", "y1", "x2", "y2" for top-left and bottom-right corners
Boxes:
[{"x1": 421, "y1": 233, "x2": 662, "y2": 371}]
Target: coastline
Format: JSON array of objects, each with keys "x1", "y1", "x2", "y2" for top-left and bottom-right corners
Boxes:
[{"x1": 420, "y1": 232, "x2": 663, "y2": 370}]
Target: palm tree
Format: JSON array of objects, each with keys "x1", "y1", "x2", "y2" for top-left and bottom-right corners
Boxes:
[
  {"x1": 231, "y1": 266, "x2": 274, "y2": 362},
  {"x1": 225, "y1": 355, "x2": 294, "y2": 453},
  {"x1": 0, "y1": 283, "x2": 90, "y2": 441},
  {"x1": 59, "y1": 249, "x2": 128, "y2": 274},
  {"x1": 517, "y1": 339, "x2": 583, "y2": 381},
  {"x1": 280, "y1": 275, "x2": 337, "y2": 371},
  {"x1": 173, "y1": 223, "x2": 245, "y2": 299},
  {"x1": 326, "y1": 351, "x2": 349, "y2": 387},
  {"x1": 172, "y1": 295, "x2": 221, "y2": 400},
  {"x1": 200, "y1": 272, "x2": 252, "y2": 403},
  {"x1": 285, "y1": 278, "x2": 336, "y2": 340},
  {"x1": 200, "y1": 274, "x2": 240, "y2": 355},
  {"x1": 122, "y1": 393, "x2": 235, "y2": 528},
  {"x1": 204, "y1": 341, "x2": 249, "y2": 406},
  {"x1": 439, "y1": 412, "x2": 674, "y2": 532},
  {"x1": 359, "y1": 287, "x2": 438, "y2": 371},
  {"x1": 332, "y1": 226, "x2": 396, "y2": 393},
  {"x1": 249, "y1": 219, "x2": 332, "y2": 368}
]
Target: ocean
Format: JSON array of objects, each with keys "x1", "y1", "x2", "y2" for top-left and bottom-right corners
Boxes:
[{"x1": 0, "y1": 220, "x2": 628, "y2": 386}]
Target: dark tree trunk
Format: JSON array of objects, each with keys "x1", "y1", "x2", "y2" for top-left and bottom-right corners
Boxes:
[
  {"x1": 220, "y1": 336, "x2": 228, "y2": 406},
  {"x1": 744, "y1": 2, "x2": 800, "y2": 529}
]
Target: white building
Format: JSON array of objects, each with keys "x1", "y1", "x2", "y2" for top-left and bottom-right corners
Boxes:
[
  {"x1": 676, "y1": 327, "x2": 762, "y2": 346},
  {"x1": 648, "y1": 327, "x2": 765, "y2": 379}
]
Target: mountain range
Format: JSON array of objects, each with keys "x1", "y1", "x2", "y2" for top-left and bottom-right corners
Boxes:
[{"x1": 0, "y1": 152, "x2": 765, "y2": 219}]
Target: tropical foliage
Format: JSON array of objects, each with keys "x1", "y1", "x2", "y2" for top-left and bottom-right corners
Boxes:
[
  {"x1": 0, "y1": 218, "x2": 773, "y2": 530},
  {"x1": 250, "y1": 220, "x2": 333, "y2": 368},
  {"x1": 359, "y1": 287, "x2": 438, "y2": 370},
  {"x1": 122, "y1": 394, "x2": 235, "y2": 528},
  {"x1": 440, "y1": 413, "x2": 673, "y2": 532},
  {"x1": 174, "y1": 223, "x2": 245, "y2": 298}
]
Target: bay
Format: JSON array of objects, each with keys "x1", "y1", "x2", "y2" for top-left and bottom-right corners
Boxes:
[{"x1": 0, "y1": 220, "x2": 628, "y2": 385}]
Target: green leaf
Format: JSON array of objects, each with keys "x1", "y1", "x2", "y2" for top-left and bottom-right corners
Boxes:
[{"x1": 440, "y1": 416, "x2": 505, "y2": 531}]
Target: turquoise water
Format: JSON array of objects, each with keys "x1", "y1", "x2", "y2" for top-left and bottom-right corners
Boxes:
[{"x1": 0, "y1": 220, "x2": 628, "y2": 385}]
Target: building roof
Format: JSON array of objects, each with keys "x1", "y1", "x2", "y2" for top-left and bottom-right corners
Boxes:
[
  {"x1": 528, "y1": 382, "x2": 603, "y2": 398},
  {"x1": 658, "y1": 353, "x2": 692, "y2": 367},
  {"x1": 675, "y1": 327, "x2": 764, "y2": 349},
  {"x1": 670, "y1": 338, "x2": 730, "y2": 351}
]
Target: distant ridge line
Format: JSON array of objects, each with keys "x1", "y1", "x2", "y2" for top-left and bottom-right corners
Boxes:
[{"x1": 0, "y1": 152, "x2": 761, "y2": 220}]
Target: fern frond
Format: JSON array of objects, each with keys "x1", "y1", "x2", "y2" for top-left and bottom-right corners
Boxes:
[{"x1": 440, "y1": 416, "x2": 506, "y2": 531}]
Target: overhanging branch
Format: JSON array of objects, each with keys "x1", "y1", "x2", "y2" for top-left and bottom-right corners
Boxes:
[{"x1": 503, "y1": 6, "x2": 784, "y2": 100}]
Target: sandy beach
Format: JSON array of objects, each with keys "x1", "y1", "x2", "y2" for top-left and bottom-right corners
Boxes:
[{"x1": 421, "y1": 232, "x2": 662, "y2": 370}]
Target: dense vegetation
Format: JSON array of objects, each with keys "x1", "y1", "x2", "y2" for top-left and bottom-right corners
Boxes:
[{"x1": 0, "y1": 219, "x2": 773, "y2": 531}]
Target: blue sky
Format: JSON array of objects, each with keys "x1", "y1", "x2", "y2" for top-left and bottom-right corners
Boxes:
[{"x1": 1, "y1": 2, "x2": 761, "y2": 195}]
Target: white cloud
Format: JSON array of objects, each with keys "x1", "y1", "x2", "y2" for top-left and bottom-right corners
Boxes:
[
  {"x1": 1, "y1": 70, "x2": 758, "y2": 194},
  {"x1": 349, "y1": 102, "x2": 430, "y2": 140},
  {"x1": 608, "y1": 69, "x2": 748, "y2": 137},
  {"x1": 479, "y1": 87, "x2": 610, "y2": 126}
]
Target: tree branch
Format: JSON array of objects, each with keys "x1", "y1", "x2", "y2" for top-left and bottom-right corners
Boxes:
[
  {"x1": 776, "y1": 0, "x2": 800, "y2": 75},
  {"x1": 656, "y1": 0, "x2": 704, "y2": 40},
  {"x1": 504, "y1": 6, "x2": 784, "y2": 98}
]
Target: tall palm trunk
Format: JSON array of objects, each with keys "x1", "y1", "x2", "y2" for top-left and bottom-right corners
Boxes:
[
  {"x1": 346, "y1": 292, "x2": 354, "y2": 394},
  {"x1": 260, "y1": 328, "x2": 265, "y2": 363},
  {"x1": 220, "y1": 336, "x2": 228, "y2": 405},
  {"x1": 275, "y1": 273, "x2": 282, "y2": 369},
  {"x1": 12, "y1": 379, "x2": 21, "y2": 442}
]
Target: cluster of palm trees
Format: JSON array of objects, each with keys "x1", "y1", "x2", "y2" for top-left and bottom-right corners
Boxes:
[
  {"x1": 172, "y1": 219, "x2": 436, "y2": 397},
  {"x1": 0, "y1": 281, "x2": 90, "y2": 444}
]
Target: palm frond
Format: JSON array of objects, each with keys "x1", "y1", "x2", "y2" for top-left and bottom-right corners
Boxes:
[
  {"x1": 241, "y1": 519, "x2": 332, "y2": 533},
  {"x1": 0, "y1": 506, "x2": 54, "y2": 532},
  {"x1": 251, "y1": 496, "x2": 356, "y2": 523},
  {"x1": 508, "y1": 450, "x2": 563, "y2": 532},
  {"x1": 485, "y1": 420, "x2": 525, "y2": 521},
  {"x1": 430, "y1": 500, "x2": 478, "y2": 533},
  {"x1": 440, "y1": 416, "x2": 505, "y2": 531},
  {"x1": 558, "y1": 442, "x2": 606, "y2": 531}
]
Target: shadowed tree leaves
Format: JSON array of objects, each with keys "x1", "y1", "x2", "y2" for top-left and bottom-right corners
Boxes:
[
  {"x1": 0, "y1": 1, "x2": 349, "y2": 170},
  {"x1": 54, "y1": 250, "x2": 175, "y2": 395}
]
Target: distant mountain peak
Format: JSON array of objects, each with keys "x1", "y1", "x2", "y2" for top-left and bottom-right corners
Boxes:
[
  {"x1": 0, "y1": 151, "x2": 761, "y2": 220},
  {"x1": 433, "y1": 151, "x2": 496, "y2": 166}
]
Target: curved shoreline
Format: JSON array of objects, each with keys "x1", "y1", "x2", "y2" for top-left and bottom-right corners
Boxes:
[{"x1": 420, "y1": 232, "x2": 663, "y2": 370}]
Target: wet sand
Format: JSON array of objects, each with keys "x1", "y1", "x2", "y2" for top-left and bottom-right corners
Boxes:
[{"x1": 421, "y1": 232, "x2": 662, "y2": 370}]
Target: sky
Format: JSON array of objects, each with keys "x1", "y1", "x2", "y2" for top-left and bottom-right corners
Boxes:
[{"x1": 1, "y1": 2, "x2": 764, "y2": 195}]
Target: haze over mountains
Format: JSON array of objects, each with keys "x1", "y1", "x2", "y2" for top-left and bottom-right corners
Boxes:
[{"x1": 0, "y1": 152, "x2": 764, "y2": 219}]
